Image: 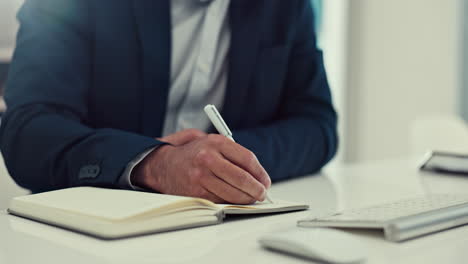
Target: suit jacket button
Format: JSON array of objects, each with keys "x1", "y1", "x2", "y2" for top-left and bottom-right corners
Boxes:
[{"x1": 79, "y1": 165, "x2": 101, "y2": 179}]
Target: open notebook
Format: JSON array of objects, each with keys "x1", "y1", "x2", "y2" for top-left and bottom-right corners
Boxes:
[{"x1": 8, "y1": 187, "x2": 308, "y2": 239}]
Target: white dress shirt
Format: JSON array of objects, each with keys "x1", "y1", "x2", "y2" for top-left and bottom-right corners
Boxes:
[{"x1": 119, "y1": 0, "x2": 231, "y2": 189}]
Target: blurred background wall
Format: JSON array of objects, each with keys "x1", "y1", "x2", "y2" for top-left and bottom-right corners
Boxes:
[
  {"x1": 0, "y1": 0, "x2": 21, "y2": 90},
  {"x1": 312, "y1": 0, "x2": 464, "y2": 165},
  {"x1": 0, "y1": 1, "x2": 20, "y2": 48},
  {"x1": 320, "y1": 0, "x2": 464, "y2": 163}
]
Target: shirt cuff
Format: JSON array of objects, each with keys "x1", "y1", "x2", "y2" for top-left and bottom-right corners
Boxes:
[{"x1": 118, "y1": 146, "x2": 158, "y2": 190}]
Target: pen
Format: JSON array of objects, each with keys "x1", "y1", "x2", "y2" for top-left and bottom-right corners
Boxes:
[{"x1": 204, "y1": 104, "x2": 274, "y2": 204}]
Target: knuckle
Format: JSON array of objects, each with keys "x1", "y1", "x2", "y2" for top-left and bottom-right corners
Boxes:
[
  {"x1": 238, "y1": 174, "x2": 264, "y2": 200},
  {"x1": 195, "y1": 130, "x2": 207, "y2": 138},
  {"x1": 206, "y1": 134, "x2": 225, "y2": 145},
  {"x1": 236, "y1": 173, "x2": 251, "y2": 191},
  {"x1": 244, "y1": 151, "x2": 265, "y2": 179},
  {"x1": 187, "y1": 129, "x2": 205, "y2": 138},
  {"x1": 184, "y1": 129, "x2": 197, "y2": 137},
  {"x1": 194, "y1": 149, "x2": 214, "y2": 167},
  {"x1": 194, "y1": 149, "x2": 207, "y2": 165},
  {"x1": 245, "y1": 151, "x2": 258, "y2": 167},
  {"x1": 189, "y1": 168, "x2": 203, "y2": 184}
]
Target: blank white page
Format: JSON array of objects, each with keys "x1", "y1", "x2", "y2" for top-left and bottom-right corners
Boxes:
[{"x1": 10, "y1": 187, "x2": 202, "y2": 220}]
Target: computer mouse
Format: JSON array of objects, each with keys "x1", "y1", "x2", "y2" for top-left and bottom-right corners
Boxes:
[{"x1": 259, "y1": 227, "x2": 367, "y2": 263}]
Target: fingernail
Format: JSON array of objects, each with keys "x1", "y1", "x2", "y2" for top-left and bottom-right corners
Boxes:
[{"x1": 260, "y1": 188, "x2": 267, "y2": 201}]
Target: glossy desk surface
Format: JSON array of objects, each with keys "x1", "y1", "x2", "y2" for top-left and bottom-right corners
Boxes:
[{"x1": 2, "y1": 158, "x2": 468, "y2": 264}]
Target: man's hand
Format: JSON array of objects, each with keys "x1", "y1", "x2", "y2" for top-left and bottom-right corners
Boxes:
[
  {"x1": 131, "y1": 129, "x2": 271, "y2": 204},
  {"x1": 157, "y1": 128, "x2": 207, "y2": 146}
]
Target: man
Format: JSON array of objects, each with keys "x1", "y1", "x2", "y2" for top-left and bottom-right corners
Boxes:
[{"x1": 0, "y1": 0, "x2": 337, "y2": 204}]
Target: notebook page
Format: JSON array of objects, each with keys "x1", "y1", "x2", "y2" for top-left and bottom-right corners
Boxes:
[
  {"x1": 11, "y1": 187, "x2": 208, "y2": 220},
  {"x1": 219, "y1": 199, "x2": 309, "y2": 214}
]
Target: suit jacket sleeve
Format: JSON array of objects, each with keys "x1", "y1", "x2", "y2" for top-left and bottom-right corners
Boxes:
[
  {"x1": 0, "y1": 0, "x2": 161, "y2": 193},
  {"x1": 234, "y1": 1, "x2": 338, "y2": 181}
]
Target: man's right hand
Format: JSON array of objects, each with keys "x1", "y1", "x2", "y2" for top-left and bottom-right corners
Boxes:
[{"x1": 131, "y1": 129, "x2": 271, "y2": 204}]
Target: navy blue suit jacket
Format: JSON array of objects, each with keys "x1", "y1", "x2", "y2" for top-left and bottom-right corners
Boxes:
[{"x1": 0, "y1": 0, "x2": 337, "y2": 193}]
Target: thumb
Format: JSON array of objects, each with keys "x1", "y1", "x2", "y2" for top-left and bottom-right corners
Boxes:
[{"x1": 158, "y1": 129, "x2": 206, "y2": 146}]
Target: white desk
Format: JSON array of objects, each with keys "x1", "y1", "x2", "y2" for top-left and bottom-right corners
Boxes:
[{"x1": 2, "y1": 158, "x2": 468, "y2": 264}]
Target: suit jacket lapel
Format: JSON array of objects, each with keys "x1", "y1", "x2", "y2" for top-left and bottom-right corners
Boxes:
[
  {"x1": 223, "y1": 0, "x2": 263, "y2": 128},
  {"x1": 133, "y1": 0, "x2": 171, "y2": 137}
]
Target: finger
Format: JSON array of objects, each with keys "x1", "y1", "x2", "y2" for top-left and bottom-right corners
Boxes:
[
  {"x1": 196, "y1": 149, "x2": 266, "y2": 201},
  {"x1": 199, "y1": 188, "x2": 225, "y2": 204},
  {"x1": 161, "y1": 129, "x2": 205, "y2": 145},
  {"x1": 215, "y1": 138, "x2": 271, "y2": 188},
  {"x1": 159, "y1": 129, "x2": 206, "y2": 146},
  {"x1": 200, "y1": 171, "x2": 257, "y2": 204}
]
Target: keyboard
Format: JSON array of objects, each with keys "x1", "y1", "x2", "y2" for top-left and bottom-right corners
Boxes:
[{"x1": 298, "y1": 194, "x2": 468, "y2": 242}]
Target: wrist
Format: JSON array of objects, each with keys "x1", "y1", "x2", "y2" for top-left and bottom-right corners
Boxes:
[{"x1": 131, "y1": 144, "x2": 172, "y2": 191}]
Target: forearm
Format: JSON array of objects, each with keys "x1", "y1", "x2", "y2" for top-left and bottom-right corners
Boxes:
[
  {"x1": 0, "y1": 104, "x2": 161, "y2": 193},
  {"x1": 237, "y1": 1, "x2": 338, "y2": 181},
  {"x1": 234, "y1": 116, "x2": 337, "y2": 182}
]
